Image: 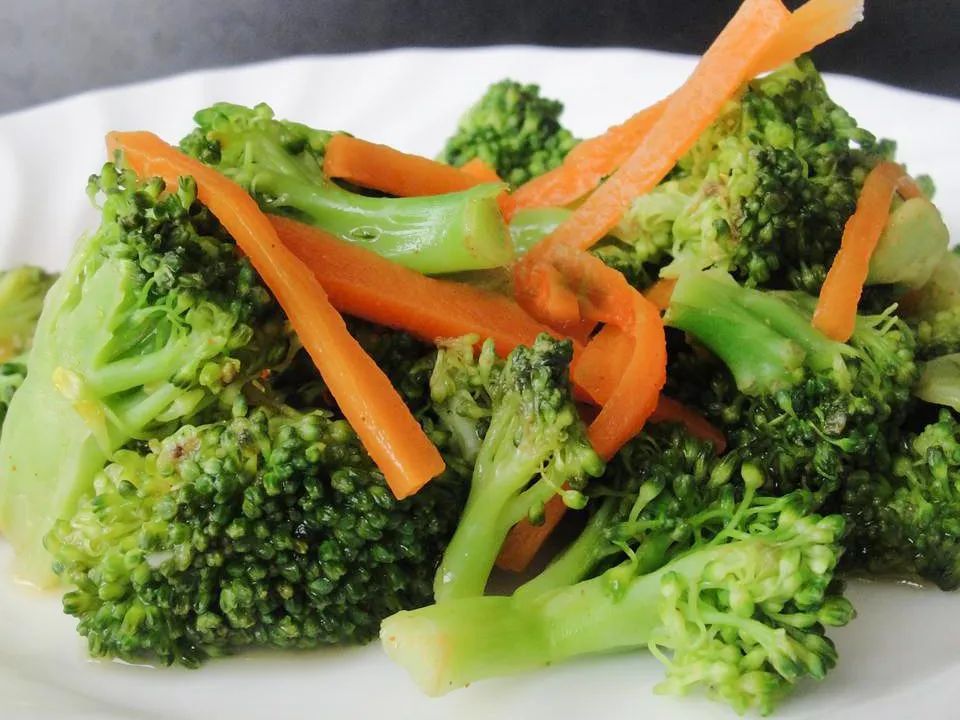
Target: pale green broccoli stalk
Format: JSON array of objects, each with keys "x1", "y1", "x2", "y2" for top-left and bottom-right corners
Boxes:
[
  {"x1": 439, "y1": 79, "x2": 578, "y2": 186},
  {"x1": 429, "y1": 335, "x2": 604, "y2": 602},
  {"x1": 382, "y1": 464, "x2": 852, "y2": 714},
  {"x1": 46, "y1": 405, "x2": 466, "y2": 666},
  {"x1": 181, "y1": 103, "x2": 512, "y2": 275},
  {"x1": 0, "y1": 164, "x2": 292, "y2": 585},
  {"x1": 0, "y1": 265, "x2": 57, "y2": 361},
  {"x1": 867, "y1": 197, "x2": 948, "y2": 289}
]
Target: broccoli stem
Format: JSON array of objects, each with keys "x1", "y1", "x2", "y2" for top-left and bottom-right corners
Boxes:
[
  {"x1": 384, "y1": 550, "x2": 711, "y2": 696},
  {"x1": 508, "y1": 207, "x2": 572, "y2": 255},
  {"x1": 914, "y1": 354, "x2": 960, "y2": 411},
  {"x1": 250, "y1": 171, "x2": 512, "y2": 275},
  {"x1": 666, "y1": 271, "x2": 806, "y2": 394}
]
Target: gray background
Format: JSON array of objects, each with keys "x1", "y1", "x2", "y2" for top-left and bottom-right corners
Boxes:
[{"x1": 3, "y1": 0, "x2": 958, "y2": 114}]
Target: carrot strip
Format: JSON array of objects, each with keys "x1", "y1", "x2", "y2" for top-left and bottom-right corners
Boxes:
[
  {"x1": 108, "y1": 131, "x2": 445, "y2": 499},
  {"x1": 323, "y1": 134, "x2": 498, "y2": 197},
  {"x1": 496, "y1": 494, "x2": 569, "y2": 572},
  {"x1": 570, "y1": 324, "x2": 632, "y2": 405},
  {"x1": 812, "y1": 162, "x2": 923, "y2": 341},
  {"x1": 459, "y1": 158, "x2": 503, "y2": 183},
  {"x1": 520, "y1": 0, "x2": 790, "y2": 263},
  {"x1": 509, "y1": 99, "x2": 669, "y2": 215},
  {"x1": 643, "y1": 277, "x2": 677, "y2": 311},
  {"x1": 753, "y1": 0, "x2": 864, "y2": 74},
  {"x1": 270, "y1": 215, "x2": 558, "y2": 358}
]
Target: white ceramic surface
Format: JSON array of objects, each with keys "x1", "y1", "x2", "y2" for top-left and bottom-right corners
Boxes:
[{"x1": 1, "y1": 47, "x2": 958, "y2": 720}]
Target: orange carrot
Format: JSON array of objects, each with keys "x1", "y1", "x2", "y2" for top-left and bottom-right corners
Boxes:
[
  {"x1": 570, "y1": 323, "x2": 632, "y2": 405},
  {"x1": 643, "y1": 277, "x2": 677, "y2": 311},
  {"x1": 323, "y1": 134, "x2": 499, "y2": 197},
  {"x1": 270, "y1": 215, "x2": 559, "y2": 358},
  {"x1": 753, "y1": 0, "x2": 864, "y2": 74},
  {"x1": 509, "y1": 99, "x2": 669, "y2": 215},
  {"x1": 812, "y1": 162, "x2": 923, "y2": 341},
  {"x1": 459, "y1": 158, "x2": 503, "y2": 183},
  {"x1": 649, "y1": 396, "x2": 727, "y2": 453},
  {"x1": 107, "y1": 131, "x2": 445, "y2": 499},
  {"x1": 496, "y1": 494, "x2": 569, "y2": 572}
]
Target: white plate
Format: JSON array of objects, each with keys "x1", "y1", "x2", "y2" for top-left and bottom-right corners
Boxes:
[{"x1": 1, "y1": 47, "x2": 959, "y2": 720}]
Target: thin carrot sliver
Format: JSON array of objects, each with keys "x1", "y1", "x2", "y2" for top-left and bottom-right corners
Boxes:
[
  {"x1": 270, "y1": 215, "x2": 558, "y2": 358},
  {"x1": 643, "y1": 277, "x2": 677, "y2": 311},
  {"x1": 812, "y1": 162, "x2": 922, "y2": 341},
  {"x1": 459, "y1": 158, "x2": 503, "y2": 183},
  {"x1": 323, "y1": 134, "x2": 496, "y2": 197},
  {"x1": 496, "y1": 495, "x2": 569, "y2": 572},
  {"x1": 752, "y1": 0, "x2": 864, "y2": 74},
  {"x1": 107, "y1": 131, "x2": 445, "y2": 499}
]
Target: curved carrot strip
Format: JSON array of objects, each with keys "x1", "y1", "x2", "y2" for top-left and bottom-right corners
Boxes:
[
  {"x1": 812, "y1": 162, "x2": 922, "y2": 341},
  {"x1": 643, "y1": 277, "x2": 677, "y2": 311},
  {"x1": 270, "y1": 215, "x2": 559, "y2": 358},
  {"x1": 496, "y1": 494, "x2": 569, "y2": 572},
  {"x1": 323, "y1": 135, "x2": 494, "y2": 197},
  {"x1": 459, "y1": 158, "x2": 503, "y2": 183},
  {"x1": 107, "y1": 131, "x2": 445, "y2": 499}
]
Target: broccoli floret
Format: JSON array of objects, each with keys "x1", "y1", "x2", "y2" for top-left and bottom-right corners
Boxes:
[
  {"x1": 901, "y1": 249, "x2": 960, "y2": 359},
  {"x1": 0, "y1": 164, "x2": 292, "y2": 585},
  {"x1": 382, "y1": 437, "x2": 853, "y2": 714},
  {"x1": 843, "y1": 409, "x2": 960, "y2": 589},
  {"x1": 0, "y1": 265, "x2": 57, "y2": 361},
  {"x1": 181, "y1": 103, "x2": 512, "y2": 275},
  {"x1": 428, "y1": 335, "x2": 604, "y2": 601},
  {"x1": 0, "y1": 358, "x2": 26, "y2": 429},
  {"x1": 46, "y1": 405, "x2": 465, "y2": 666},
  {"x1": 439, "y1": 79, "x2": 578, "y2": 186},
  {"x1": 616, "y1": 57, "x2": 896, "y2": 294},
  {"x1": 665, "y1": 270, "x2": 916, "y2": 499}
]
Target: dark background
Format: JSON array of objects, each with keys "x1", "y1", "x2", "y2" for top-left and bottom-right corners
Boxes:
[{"x1": 3, "y1": 0, "x2": 958, "y2": 113}]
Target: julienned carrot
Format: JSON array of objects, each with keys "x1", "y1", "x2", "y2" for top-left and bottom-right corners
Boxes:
[
  {"x1": 459, "y1": 158, "x2": 502, "y2": 183},
  {"x1": 752, "y1": 0, "x2": 864, "y2": 74},
  {"x1": 508, "y1": 99, "x2": 669, "y2": 215},
  {"x1": 496, "y1": 494, "x2": 569, "y2": 572},
  {"x1": 813, "y1": 162, "x2": 923, "y2": 341},
  {"x1": 270, "y1": 215, "x2": 558, "y2": 358},
  {"x1": 570, "y1": 323, "x2": 632, "y2": 405},
  {"x1": 107, "y1": 131, "x2": 445, "y2": 500},
  {"x1": 517, "y1": 0, "x2": 789, "y2": 265},
  {"x1": 323, "y1": 134, "x2": 500, "y2": 197},
  {"x1": 643, "y1": 277, "x2": 677, "y2": 311}
]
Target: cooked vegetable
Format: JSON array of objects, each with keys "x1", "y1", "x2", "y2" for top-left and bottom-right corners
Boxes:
[
  {"x1": 181, "y1": 103, "x2": 512, "y2": 274},
  {"x1": 0, "y1": 165, "x2": 292, "y2": 585},
  {"x1": 813, "y1": 162, "x2": 922, "y2": 342},
  {"x1": 439, "y1": 79, "x2": 578, "y2": 186},
  {"x1": 383, "y1": 426, "x2": 853, "y2": 714},
  {"x1": 108, "y1": 130, "x2": 445, "y2": 501},
  {"x1": 428, "y1": 335, "x2": 604, "y2": 601},
  {"x1": 665, "y1": 270, "x2": 917, "y2": 499},
  {"x1": 0, "y1": 266, "x2": 57, "y2": 362},
  {"x1": 46, "y1": 405, "x2": 466, "y2": 666},
  {"x1": 271, "y1": 215, "x2": 554, "y2": 358}
]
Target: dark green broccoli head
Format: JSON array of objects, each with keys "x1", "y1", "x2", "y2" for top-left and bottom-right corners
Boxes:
[
  {"x1": 665, "y1": 272, "x2": 917, "y2": 499},
  {"x1": 46, "y1": 406, "x2": 466, "y2": 666},
  {"x1": 440, "y1": 79, "x2": 578, "y2": 186},
  {"x1": 843, "y1": 409, "x2": 960, "y2": 589},
  {"x1": 0, "y1": 163, "x2": 292, "y2": 584},
  {"x1": 616, "y1": 56, "x2": 894, "y2": 293}
]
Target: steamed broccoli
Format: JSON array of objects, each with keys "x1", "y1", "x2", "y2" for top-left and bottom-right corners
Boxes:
[
  {"x1": 665, "y1": 270, "x2": 916, "y2": 499},
  {"x1": 901, "y1": 249, "x2": 960, "y2": 360},
  {"x1": 0, "y1": 265, "x2": 57, "y2": 361},
  {"x1": 0, "y1": 164, "x2": 292, "y2": 585},
  {"x1": 428, "y1": 335, "x2": 603, "y2": 601},
  {"x1": 843, "y1": 409, "x2": 960, "y2": 589},
  {"x1": 0, "y1": 358, "x2": 26, "y2": 428},
  {"x1": 382, "y1": 425, "x2": 853, "y2": 714},
  {"x1": 181, "y1": 103, "x2": 512, "y2": 275},
  {"x1": 615, "y1": 57, "x2": 897, "y2": 294},
  {"x1": 439, "y1": 79, "x2": 578, "y2": 186},
  {"x1": 46, "y1": 405, "x2": 465, "y2": 666}
]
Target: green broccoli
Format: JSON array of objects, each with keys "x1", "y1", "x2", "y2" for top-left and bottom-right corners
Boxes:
[
  {"x1": 664, "y1": 270, "x2": 916, "y2": 499},
  {"x1": 0, "y1": 265, "x2": 57, "y2": 361},
  {"x1": 382, "y1": 426, "x2": 853, "y2": 714},
  {"x1": 428, "y1": 335, "x2": 604, "y2": 601},
  {"x1": 843, "y1": 409, "x2": 960, "y2": 589},
  {"x1": 181, "y1": 103, "x2": 512, "y2": 275},
  {"x1": 46, "y1": 405, "x2": 465, "y2": 666},
  {"x1": 0, "y1": 358, "x2": 26, "y2": 428},
  {"x1": 439, "y1": 79, "x2": 578, "y2": 186},
  {"x1": 615, "y1": 57, "x2": 898, "y2": 294},
  {"x1": 901, "y1": 249, "x2": 960, "y2": 360},
  {"x1": 0, "y1": 164, "x2": 292, "y2": 585}
]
